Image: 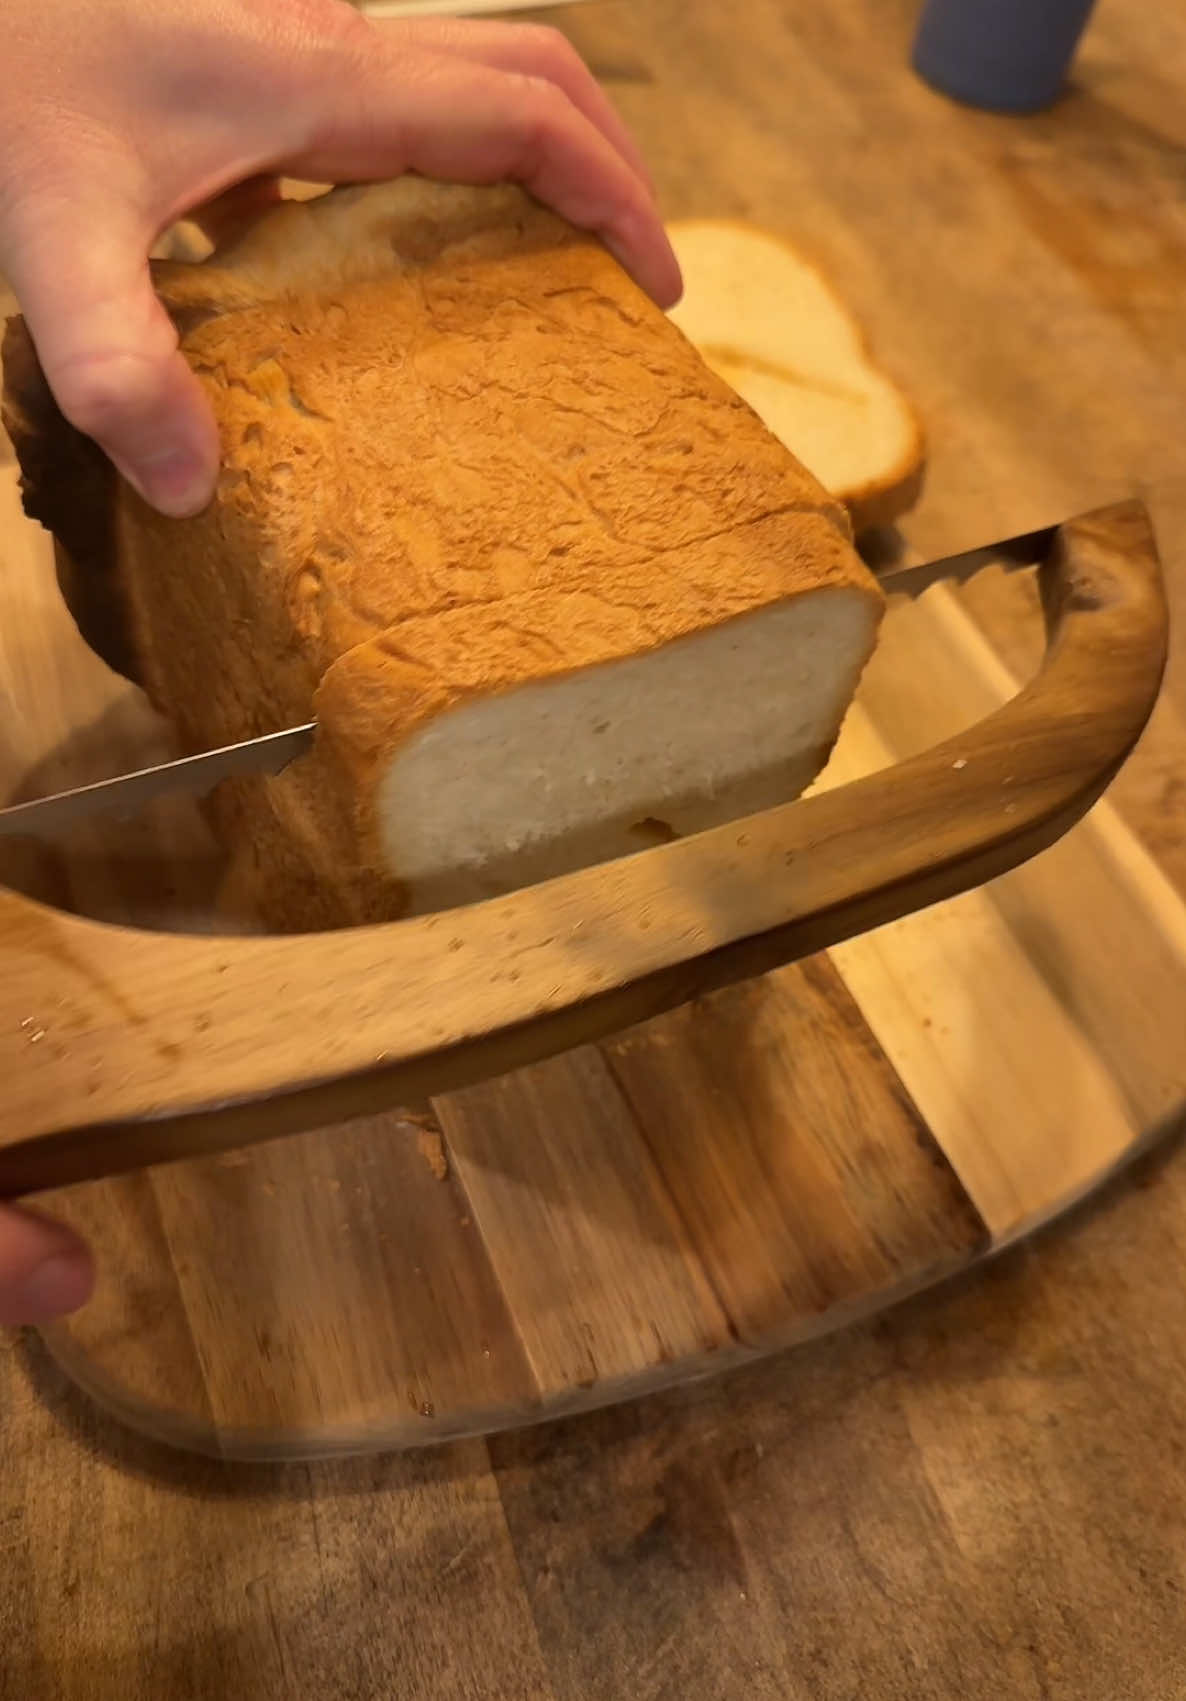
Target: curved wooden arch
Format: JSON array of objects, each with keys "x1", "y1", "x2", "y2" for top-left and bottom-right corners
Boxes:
[{"x1": 0, "y1": 501, "x2": 1168, "y2": 1198}]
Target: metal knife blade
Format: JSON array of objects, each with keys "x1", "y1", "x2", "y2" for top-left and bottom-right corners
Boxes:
[
  {"x1": 0, "y1": 523, "x2": 1060, "y2": 842},
  {"x1": 0, "y1": 722, "x2": 315, "y2": 840},
  {"x1": 874, "y1": 523, "x2": 1057, "y2": 600}
]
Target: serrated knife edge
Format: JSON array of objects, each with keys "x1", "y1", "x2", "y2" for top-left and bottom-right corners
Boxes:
[{"x1": 0, "y1": 722, "x2": 316, "y2": 840}]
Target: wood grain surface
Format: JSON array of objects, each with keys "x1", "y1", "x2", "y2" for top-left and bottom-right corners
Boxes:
[{"x1": 3, "y1": 0, "x2": 1186, "y2": 1696}]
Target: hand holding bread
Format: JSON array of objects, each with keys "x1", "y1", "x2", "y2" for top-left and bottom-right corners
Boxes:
[{"x1": 0, "y1": 0, "x2": 678, "y2": 519}]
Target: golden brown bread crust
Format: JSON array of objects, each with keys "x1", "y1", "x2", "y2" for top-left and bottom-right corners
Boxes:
[
  {"x1": 3, "y1": 178, "x2": 882, "y2": 929},
  {"x1": 845, "y1": 445, "x2": 927, "y2": 537}
]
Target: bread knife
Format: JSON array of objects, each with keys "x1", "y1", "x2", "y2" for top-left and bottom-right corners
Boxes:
[{"x1": 0, "y1": 523, "x2": 1057, "y2": 841}]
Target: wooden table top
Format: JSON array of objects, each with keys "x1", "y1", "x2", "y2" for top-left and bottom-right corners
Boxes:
[{"x1": 5, "y1": 1, "x2": 1186, "y2": 1696}]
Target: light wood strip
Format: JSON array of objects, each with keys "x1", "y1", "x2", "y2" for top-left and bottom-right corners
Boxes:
[
  {"x1": 438, "y1": 1050, "x2": 734, "y2": 1396},
  {"x1": 854, "y1": 590, "x2": 1186, "y2": 1093},
  {"x1": 602, "y1": 958, "x2": 988, "y2": 1348},
  {"x1": 826, "y1": 708, "x2": 1143, "y2": 1241}
]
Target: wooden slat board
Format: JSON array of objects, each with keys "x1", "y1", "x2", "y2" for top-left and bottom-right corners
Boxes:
[{"x1": 0, "y1": 442, "x2": 1181, "y2": 1454}]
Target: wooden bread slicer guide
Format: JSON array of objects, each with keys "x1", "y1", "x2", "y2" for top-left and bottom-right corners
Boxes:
[
  {"x1": 0, "y1": 501, "x2": 1169, "y2": 1200},
  {"x1": 0, "y1": 398, "x2": 1180, "y2": 1457},
  {"x1": 0, "y1": 0, "x2": 1176, "y2": 1462}
]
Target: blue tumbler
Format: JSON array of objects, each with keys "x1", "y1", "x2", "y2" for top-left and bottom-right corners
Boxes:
[{"x1": 912, "y1": 0, "x2": 1099, "y2": 114}]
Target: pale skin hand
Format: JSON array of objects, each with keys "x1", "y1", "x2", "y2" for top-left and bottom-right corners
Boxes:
[{"x1": 0, "y1": 0, "x2": 679, "y2": 1325}]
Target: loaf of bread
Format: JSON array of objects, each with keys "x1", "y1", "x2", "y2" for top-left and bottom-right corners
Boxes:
[
  {"x1": 666, "y1": 220, "x2": 925, "y2": 535},
  {"x1": 3, "y1": 179, "x2": 884, "y2": 926}
]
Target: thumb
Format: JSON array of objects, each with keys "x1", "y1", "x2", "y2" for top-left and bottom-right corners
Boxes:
[
  {"x1": 5, "y1": 201, "x2": 219, "y2": 517},
  {"x1": 0, "y1": 1204, "x2": 93, "y2": 1327}
]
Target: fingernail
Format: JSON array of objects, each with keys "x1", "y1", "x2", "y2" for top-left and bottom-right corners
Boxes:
[
  {"x1": 604, "y1": 226, "x2": 683, "y2": 311},
  {"x1": 118, "y1": 445, "x2": 216, "y2": 518},
  {"x1": 19, "y1": 1252, "x2": 93, "y2": 1321}
]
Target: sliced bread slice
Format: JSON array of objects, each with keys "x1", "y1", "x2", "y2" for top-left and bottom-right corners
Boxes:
[{"x1": 666, "y1": 219, "x2": 925, "y2": 534}]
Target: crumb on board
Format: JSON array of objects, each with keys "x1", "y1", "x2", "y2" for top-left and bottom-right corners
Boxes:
[
  {"x1": 391, "y1": 1103, "x2": 449, "y2": 1181},
  {"x1": 397, "y1": 1103, "x2": 443, "y2": 1134},
  {"x1": 415, "y1": 1126, "x2": 449, "y2": 1183}
]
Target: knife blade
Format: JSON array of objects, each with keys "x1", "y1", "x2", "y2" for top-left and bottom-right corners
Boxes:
[
  {"x1": 877, "y1": 523, "x2": 1057, "y2": 601},
  {"x1": 0, "y1": 722, "x2": 315, "y2": 841},
  {"x1": 0, "y1": 523, "x2": 1058, "y2": 841}
]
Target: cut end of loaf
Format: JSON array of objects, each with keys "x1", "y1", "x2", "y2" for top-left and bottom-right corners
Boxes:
[{"x1": 375, "y1": 587, "x2": 878, "y2": 912}]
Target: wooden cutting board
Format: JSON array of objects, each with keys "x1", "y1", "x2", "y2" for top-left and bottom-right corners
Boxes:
[{"x1": 1, "y1": 320, "x2": 1184, "y2": 1463}]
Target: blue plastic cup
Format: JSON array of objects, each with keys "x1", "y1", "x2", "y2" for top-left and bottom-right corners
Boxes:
[{"x1": 912, "y1": 0, "x2": 1098, "y2": 114}]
